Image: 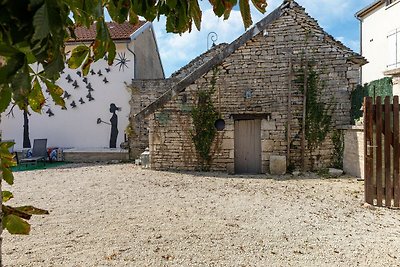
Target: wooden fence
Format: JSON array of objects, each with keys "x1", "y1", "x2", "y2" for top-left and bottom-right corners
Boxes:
[{"x1": 364, "y1": 96, "x2": 400, "y2": 207}]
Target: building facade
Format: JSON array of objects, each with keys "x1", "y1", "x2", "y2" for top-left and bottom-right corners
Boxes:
[
  {"x1": 356, "y1": 0, "x2": 400, "y2": 94},
  {"x1": 130, "y1": 1, "x2": 365, "y2": 173},
  {"x1": 0, "y1": 21, "x2": 164, "y2": 150}
]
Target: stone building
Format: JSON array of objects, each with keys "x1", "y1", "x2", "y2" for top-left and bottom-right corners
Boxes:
[{"x1": 130, "y1": 0, "x2": 366, "y2": 173}]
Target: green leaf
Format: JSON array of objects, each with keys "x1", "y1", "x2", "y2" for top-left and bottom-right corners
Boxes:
[
  {"x1": 3, "y1": 214, "x2": 31, "y2": 235},
  {"x1": 32, "y1": 3, "x2": 50, "y2": 41},
  {"x1": 239, "y1": 0, "x2": 252, "y2": 29},
  {"x1": 29, "y1": 78, "x2": 45, "y2": 113},
  {"x1": 68, "y1": 45, "x2": 89, "y2": 69},
  {"x1": 167, "y1": 0, "x2": 177, "y2": 9},
  {"x1": 107, "y1": 41, "x2": 116, "y2": 65},
  {"x1": 210, "y1": 0, "x2": 225, "y2": 17},
  {"x1": 189, "y1": 0, "x2": 202, "y2": 31},
  {"x1": 0, "y1": 84, "x2": 12, "y2": 112},
  {"x1": 1, "y1": 166, "x2": 14, "y2": 185},
  {"x1": 250, "y1": 0, "x2": 267, "y2": 14},
  {"x1": 2, "y1": 191, "x2": 14, "y2": 203},
  {"x1": 128, "y1": 10, "x2": 139, "y2": 25},
  {"x1": 82, "y1": 56, "x2": 94, "y2": 76},
  {"x1": 44, "y1": 80, "x2": 65, "y2": 107},
  {"x1": 15, "y1": 206, "x2": 49, "y2": 215}
]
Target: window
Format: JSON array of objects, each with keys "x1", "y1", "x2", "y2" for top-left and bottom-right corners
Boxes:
[{"x1": 387, "y1": 28, "x2": 400, "y2": 69}]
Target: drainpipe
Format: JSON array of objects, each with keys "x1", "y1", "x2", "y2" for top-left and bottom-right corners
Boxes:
[
  {"x1": 126, "y1": 42, "x2": 136, "y2": 79},
  {"x1": 356, "y1": 15, "x2": 363, "y2": 84}
]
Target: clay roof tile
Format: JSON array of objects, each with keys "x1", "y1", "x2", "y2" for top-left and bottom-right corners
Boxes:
[{"x1": 69, "y1": 21, "x2": 146, "y2": 42}]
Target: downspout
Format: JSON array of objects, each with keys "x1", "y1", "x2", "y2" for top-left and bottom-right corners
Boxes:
[
  {"x1": 356, "y1": 15, "x2": 363, "y2": 84},
  {"x1": 126, "y1": 42, "x2": 136, "y2": 79}
]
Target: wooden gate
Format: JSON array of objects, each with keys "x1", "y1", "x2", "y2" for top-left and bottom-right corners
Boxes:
[{"x1": 364, "y1": 96, "x2": 400, "y2": 207}]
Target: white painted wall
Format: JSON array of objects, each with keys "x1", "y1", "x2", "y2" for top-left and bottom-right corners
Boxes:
[
  {"x1": 1, "y1": 42, "x2": 134, "y2": 150},
  {"x1": 360, "y1": 1, "x2": 400, "y2": 84}
]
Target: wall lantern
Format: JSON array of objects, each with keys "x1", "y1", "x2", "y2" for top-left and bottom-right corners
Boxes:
[
  {"x1": 214, "y1": 118, "x2": 225, "y2": 131},
  {"x1": 244, "y1": 89, "x2": 252, "y2": 99}
]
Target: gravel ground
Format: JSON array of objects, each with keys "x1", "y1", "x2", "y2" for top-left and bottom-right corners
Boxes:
[{"x1": 3, "y1": 163, "x2": 400, "y2": 266}]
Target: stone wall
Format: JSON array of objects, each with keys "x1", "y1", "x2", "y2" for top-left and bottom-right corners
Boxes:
[
  {"x1": 136, "y1": 4, "x2": 362, "y2": 172},
  {"x1": 342, "y1": 126, "x2": 364, "y2": 178},
  {"x1": 129, "y1": 79, "x2": 170, "y2": 159}
]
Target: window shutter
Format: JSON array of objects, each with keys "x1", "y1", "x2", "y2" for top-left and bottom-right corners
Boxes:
[{"x1": 387, "y1": 31, "x2": 397, "y2": 69}]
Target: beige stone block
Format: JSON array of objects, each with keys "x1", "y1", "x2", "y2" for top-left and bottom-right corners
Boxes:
[
  {"x1": 224, "y1": 130, "x2": 234, "y2": 139},
  {"x1": 270, "y1": 155, "x2": 287, "y2": 175},
  {"x1": 229, "y1": 149, "x2": 235, "y2": 159},
  {"x1": 261, "y1": 119, "x2": 276, "y2": 131},
  {"x1": 262, "y1": 140, "x2": 274, "y2": 152},
  {"x1": 222, "y1": 139, "x2": 234, "y2": 150}
]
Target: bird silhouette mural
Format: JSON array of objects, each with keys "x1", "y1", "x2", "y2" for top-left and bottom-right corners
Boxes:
[
  {"x1": 72, "y1": 80, "x2": 79, "y2": 89},
  {"x1": 46, "y1": 108, "x2": 54, "y2": 117},
  {"x1": 79, "y1": 97, "x2": 85, "y2": 104},
  {"x1": 103, "y1": 77, "x2": 109, "y2": 84},
  {"x1": 82, "y1": 77, "x2": 88, "y2": 84},
  {"x1": 70, "y1": 101, "x2": 77, "y2": 108},
  {"x1": 63, "y1": 91, "x2": 71, "y2": 99},
  {"x1": 86, "y1": 83, "x2": 94, "y2": 91},
  {"x1": 86, "y1": 92, "x2": 94, "y2": 101},
  {"x1": 66, "y1": 74, "x2": 73, "y2": 83}
]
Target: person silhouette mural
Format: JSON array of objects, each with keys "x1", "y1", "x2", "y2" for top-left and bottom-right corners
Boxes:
[{"x1": 109, "y1": 103, "x2": 120, "y2": 148}]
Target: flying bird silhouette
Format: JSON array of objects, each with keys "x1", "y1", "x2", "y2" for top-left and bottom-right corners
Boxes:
[
  {"x1": 46, "y1": 108, "x2": 54, "y2": 117},
  {"x1": 63, "y1": 91, "x2": 71, "y2": 99},
  {"x1": 86, "y1": 83, "x2": 94, "y2": 91},
  {"x1": 86, "y1": 92, "x2": 94, "y2": 101},
  {"x1": 72, "y1": 80, "x2": 79, "y2": 89},
  {"x1": 79, "y1": 97, "x2": 85, "y2": 104},
  {"x1": 70, "y1": 101, "x2": 77, "y2": 108},
  {"x1": 66, "y1": 74, "x2": 73, "y2": 83}
]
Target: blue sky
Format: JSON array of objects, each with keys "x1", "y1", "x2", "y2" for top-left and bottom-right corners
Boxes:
[{"x1": 152, "y1": 0, "x2": 373, "y2": 77}]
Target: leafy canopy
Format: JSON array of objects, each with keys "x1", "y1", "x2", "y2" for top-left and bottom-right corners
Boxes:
[{"x1": 0, "y1": 0, "x2": 267, "y2": 114}]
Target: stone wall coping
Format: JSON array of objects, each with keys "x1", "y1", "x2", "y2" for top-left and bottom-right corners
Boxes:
[{"x1": 338, "y1": 125, "x2": 364, "y2": 131}]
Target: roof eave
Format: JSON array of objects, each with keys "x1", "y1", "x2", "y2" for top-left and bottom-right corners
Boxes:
[{"x1": 355, "y1": 0, "x2": 384, "y2": 19}]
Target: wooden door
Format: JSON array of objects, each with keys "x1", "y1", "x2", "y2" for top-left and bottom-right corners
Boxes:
[{"x1": 234, "y1": 119, "x2": 262, "y2": 174}]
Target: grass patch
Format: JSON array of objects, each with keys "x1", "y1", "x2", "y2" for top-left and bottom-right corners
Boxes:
[{"x1": 12, "y1": 161, "x2": 68, "y2": 172}]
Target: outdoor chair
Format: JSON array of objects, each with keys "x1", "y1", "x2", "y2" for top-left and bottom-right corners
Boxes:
[{"x1": 19, "y1": 138, "x2": 48, "y2": 166}]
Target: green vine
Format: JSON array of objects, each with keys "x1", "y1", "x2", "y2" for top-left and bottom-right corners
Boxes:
[
  {"x1": 191, "y1": 68, "x2": 219, "y2": 171},
  {"x1": 331, "y1": 129, "x2": 344, "y2": 169},
  {"x1": 297, "y1": 62, "x2": 333, "y2": 161}
]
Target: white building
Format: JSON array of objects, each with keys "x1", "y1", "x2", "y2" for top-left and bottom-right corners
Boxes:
[
  {"x1": 1, "y1": 21, "x2": 164, "y2": 151},
  {"x1": 356, "y1": 0, "x2": 400, "y2": 94}
]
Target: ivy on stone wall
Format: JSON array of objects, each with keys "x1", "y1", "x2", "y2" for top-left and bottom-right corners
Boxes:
[
  {"x1": 190, "y1": 68, "x2": 219, "y2": 171},
  {"x1": 351, "y1": 77, "x2": 393, "y2": 124},
  {"x1": 297, "y1": 61, "x2": 333, "y2": 156},
  {"x1": 331, "y1": 129, "x2": 344, "y2": 169}
]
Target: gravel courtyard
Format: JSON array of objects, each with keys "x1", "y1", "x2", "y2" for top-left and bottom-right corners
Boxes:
[{"x1": 3, "y1": 164, "x2": 400, "y2": 266}]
